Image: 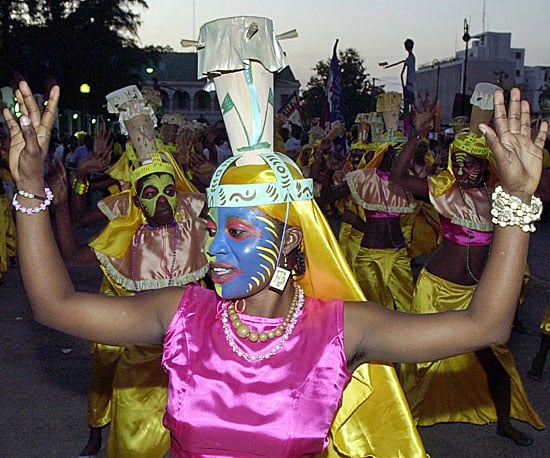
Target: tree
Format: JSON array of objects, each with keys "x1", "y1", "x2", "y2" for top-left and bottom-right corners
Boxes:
[
  {"x1": 0, "y1": 1, "x2": 158, "y2": 114},
  {"x1": 301, "y1": 47, "x2": 382, "y2": 128}
]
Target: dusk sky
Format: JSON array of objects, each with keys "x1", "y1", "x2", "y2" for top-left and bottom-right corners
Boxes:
[{"x1": 136, "y1": 1, "x2": 550, "y2": 91}]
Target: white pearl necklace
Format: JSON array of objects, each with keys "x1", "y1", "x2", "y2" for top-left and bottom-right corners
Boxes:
[{"x1": 221, "y1": 286, "x2": 305, "y2": 361}]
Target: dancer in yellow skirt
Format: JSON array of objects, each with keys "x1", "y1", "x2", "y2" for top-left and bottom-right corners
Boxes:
[
  {"x1": 0, "y1": 129, "x2": 16, "y2": 285},
  {"x1": 51, "y1": 87, "x2": 208, "y2": 458},
  {"x1": 392, "y1": 85, "x2": 544, "y2": 446}
]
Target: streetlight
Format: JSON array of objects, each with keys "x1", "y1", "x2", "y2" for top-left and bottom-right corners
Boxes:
[
  {"x1": 462, "y1": 19, "x2": 471, "y2": 114},
  {"x1": 79, "y1": 83, "x2": 91, "y2": 95},
  {"x1": 432, "y1": 59, "x2": 441, "y2": 100},
  {"x1": 80, "y1": 83, "x2": 91, "y2": 133}
]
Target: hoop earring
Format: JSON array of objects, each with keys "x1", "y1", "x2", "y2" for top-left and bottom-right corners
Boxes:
[{"x1": 234, "y1": 298, "x2": 246, "y2": 313}]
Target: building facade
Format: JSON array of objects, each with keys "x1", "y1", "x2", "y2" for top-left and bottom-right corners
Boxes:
[
  {"x1": 139, "y1": 52, "x2": 300, "y2": 126},
  {"x1": 416, "y1": 31, "x2": 547, "y2": 126}
]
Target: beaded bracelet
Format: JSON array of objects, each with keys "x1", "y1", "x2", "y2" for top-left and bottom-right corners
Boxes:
[
  {"x1": 12, "y1": 187, "x2": 54, "y2": 214},
  {"x1": 72, "y1": 177, "x2": 90, "y2": 195},
  {"x1": 491, "y1": 185, "x2": 543, "y2": 233}
]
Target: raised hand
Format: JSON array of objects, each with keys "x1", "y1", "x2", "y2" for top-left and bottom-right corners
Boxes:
[
  {"x1": 481, "y1": 88, "x2": 548, "y2": 200},
  {"x1": 3, "y1": 81, "x2": 60, "y2": 187},
  {"x1": 413, "y1": 96, "x2": 436, "y2": 137},
  {"x1": 47, "y1": 159, "x2": 69, "y2": 206},
  {"x1": 77, "y1": 125, "x2": 113, "y2": 177}
]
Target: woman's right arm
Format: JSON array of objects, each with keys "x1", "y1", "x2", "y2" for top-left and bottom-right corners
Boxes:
[
  {"x1": 389, "y1": 137, "x2": 428, "y2": 198},
  {"x1": 4, "y1": 81, "x2": 179, "y2": 346}
]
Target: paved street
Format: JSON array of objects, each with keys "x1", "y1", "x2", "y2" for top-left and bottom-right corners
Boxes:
[{"x1": 0, "y1": 223, "x2": 549, "y2": 457}]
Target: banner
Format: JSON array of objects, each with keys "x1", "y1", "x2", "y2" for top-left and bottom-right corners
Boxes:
[
  {"x1": 278, "y1": 91, "x2": 303, "y2": 127},
  {"x1": 321, "y1": 39, "x2": 345, "y2": 130}
]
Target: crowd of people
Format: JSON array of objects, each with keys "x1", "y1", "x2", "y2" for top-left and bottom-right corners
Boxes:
[{"x1": 1, "y1": 15, "x2": 550, "y2": 458}]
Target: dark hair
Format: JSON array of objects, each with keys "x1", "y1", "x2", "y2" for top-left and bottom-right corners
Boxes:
[{"x1": 404, "y1": 39, "x2": 414, "y2": 51}]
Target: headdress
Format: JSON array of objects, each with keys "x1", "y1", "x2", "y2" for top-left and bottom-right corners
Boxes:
[
  {"x1": 91, "y1": 86, "x2": 197, "y2": 258},
  {"x1": 161, "y1": 112, "x2": 187, "y2": 127},
  {"x1": 355, "y1": 113, "x2": 370, "y2": 142},
  {"x1": 128, "y1": 150, "x2": 175, "y2": 188},
  {"x1": 106, "y1": 85, "x2": 157, "y2": 136},
  {"x1": 366, "y1": 111, "x2": 385, "y2": 142},
  {"x1": 376, "y1": 91, "x2": 402, "y2": 113},
  {"x1": 433, "y1": 83, "x2": 499, "y2": 196}
]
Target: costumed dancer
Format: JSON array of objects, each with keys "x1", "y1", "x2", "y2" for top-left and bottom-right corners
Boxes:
[
  {"x1": 54, "y1": 86, "x2": 208, "y2": 458},
  {"x1": 335, "y1": 91, "x2": 416, "y2": 310},
  {"x1": 0, "y1": 129, "x2": 17, "y2": 284},
  {"x1": 392, "y1": 83, "x2": 544, "y2": 446},
  {"x1": 6, "y1": 15, "x2": 547, "y2": 458},
  {"x1": 333, "y1": 114, "x2": 376, "y2": 270},
  {"x1": 397, "y1": 99, "x2": 441, "y2": 261}
]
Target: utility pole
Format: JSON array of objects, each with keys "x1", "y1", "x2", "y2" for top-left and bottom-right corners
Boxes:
[{"x1": 462, "y1": 19, "x2": 471, "y2": 114}]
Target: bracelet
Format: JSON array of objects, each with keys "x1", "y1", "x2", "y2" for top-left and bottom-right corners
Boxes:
[
  {"x1": 490, "y1": 185, "x2": 543, "y2": 232},
  {"x1": 72, "y1": 177, "x2": 89, "y2": 195},
  {"x1": 17, "y1": 189, "x2": 49, "y2": 201},
  {"x1": 12, "y1": 187, "x2": 54, "y2": 214}
]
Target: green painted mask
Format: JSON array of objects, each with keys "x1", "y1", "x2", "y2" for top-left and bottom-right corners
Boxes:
[{"x1": 137, "y1": 173, "x2": 177, "y2": 220}]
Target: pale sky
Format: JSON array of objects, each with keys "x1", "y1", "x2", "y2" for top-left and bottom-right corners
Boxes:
[{"x1": 136, "y1": 1, "x2": 550, "y2": 91}]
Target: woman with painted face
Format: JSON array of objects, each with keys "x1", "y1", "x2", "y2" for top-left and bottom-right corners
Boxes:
[
  {"x1": 49, "y1": 92, "x2": 208, "y2": 458},
  {"x1": 391, "y1": 85, "x2": 544, "y2": 446}
]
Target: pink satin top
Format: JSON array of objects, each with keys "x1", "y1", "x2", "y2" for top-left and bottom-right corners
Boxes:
[
  {"x1": 428, "y1": 181, "x2": 494, "y2": 247},
  {"x1": 439, "y1": 216, "x2": 493, "y2": 246},
  {"x1": 162, "y1": 286, "x2": 350, "y2": 457},
  {"x1": 93, "y1": 193, "x2": 208, "y2": 291}
]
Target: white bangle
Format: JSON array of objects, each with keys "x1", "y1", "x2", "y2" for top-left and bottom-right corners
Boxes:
[
  {"x1": 490, "y1": 185, "x2": 542, "y2": 232},
  {"x1": 12, "y1": 187, "x2": 54, "y2": 215}
]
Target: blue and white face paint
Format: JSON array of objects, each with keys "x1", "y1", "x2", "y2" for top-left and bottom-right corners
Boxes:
[{"x1": 205, "y1": 207, "x2": 281, "y2": 299}]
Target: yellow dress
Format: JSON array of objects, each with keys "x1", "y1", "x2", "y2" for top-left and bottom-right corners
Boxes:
[
  {"x1": 87, "y1": 190, "x2": 208, "y2": 458},
  {"x1": 540, "y1": 305, "x2": 550, "y2": 335},
  {"x1": 398, "y1": 175, "x2": 544, "y2": 431},
  {"x1": 346, "y1": 167, "x2": 416, "y2": 312},
  {"x1": 0, "y1": 189, "x2": 16, "y2": 279},
  {"x1": 399, "y1": 269, "x2": 544, "y2": 430}
]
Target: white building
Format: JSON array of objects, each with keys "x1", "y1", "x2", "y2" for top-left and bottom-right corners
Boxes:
[
  {"x1": 140, "y1": 52, "x2": 300, "y2": 126},
  {"x1": 416, "y1": 31, "x2": 544, "y2": 125}
]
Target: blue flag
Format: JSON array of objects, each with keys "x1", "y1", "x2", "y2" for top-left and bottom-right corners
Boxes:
[{"x1": 321, "y1": 39, "x2": 345, "y2": 129}]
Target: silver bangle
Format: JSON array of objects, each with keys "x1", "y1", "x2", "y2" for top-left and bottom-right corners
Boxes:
[{"x1": 490, "y1": 185, "x2": 542, "y2": 232}]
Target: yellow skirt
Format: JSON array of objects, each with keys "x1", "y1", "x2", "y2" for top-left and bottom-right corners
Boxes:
[
  {"x1": 400, "y1": 200, "x2": 440, "y2": 259},
  {"x1": 338, "y1": 221, "x2": 352, "y2": 257},
  {"x1": 87, "y1": 277, "x2": 170, "y2": 458},
  {"x1": 354, "y1": 246, "x2": 413, "y2": 311},
  {"x1": 540, "y1": 304, "x2": 550, "y2": 335},
  {"x1": 398, "y1": 268, "x2": 544, "y2": 429},
  {"x1": 0, "y1": 194, "x2": 16, "y2": 276}
]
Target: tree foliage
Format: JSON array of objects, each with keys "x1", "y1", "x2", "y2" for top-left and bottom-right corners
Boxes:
[
  {"x1": 0, "y1": 1, "x2": 160, "y2": 113},
  {"x1": 301, "y1": 47, "x2": 384, "y2": 128}
]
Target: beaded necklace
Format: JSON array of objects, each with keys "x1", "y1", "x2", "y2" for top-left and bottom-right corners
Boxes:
[
  {"x1": 131, "y1": 220, "x2": 179, "y2": 293},
  {"x1": 221, "y1": 285, "x2": 305, "y2": 361},
  {"x1": 458, "y1": 183, "x2": 492, "y2": 283}
]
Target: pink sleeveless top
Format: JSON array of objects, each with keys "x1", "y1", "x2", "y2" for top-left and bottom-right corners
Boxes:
[{"x1": 162, "y1": 286, "x2": 350, "y2": 457}]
